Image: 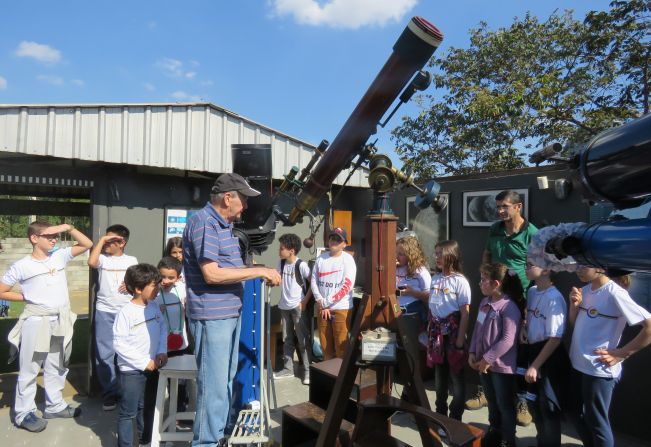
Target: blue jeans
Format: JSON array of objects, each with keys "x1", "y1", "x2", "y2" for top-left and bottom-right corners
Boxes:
[
  {"x1": 571, "y1": 369, "x2": 617, "y2": 447},
  {"x1": 95, "y1": 309, "x2": 119, "y2": 399},
  {"x1": 189, "y1": 316, "x2": 241, "y2": 447},
  {"x1": 117, "y1": 370, "x2": 158, "y2": 447},
  {"x1": 480, "y1": 371, "x2": 516, "y2": 446}
]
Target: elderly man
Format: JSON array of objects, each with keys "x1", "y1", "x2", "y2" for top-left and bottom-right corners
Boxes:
[
  {"x1": 183, "y1": 173, "x2": 281, "y2": 447},
  {"x1": 466, "y1": 189, "x2": 538, "y2": 427}
]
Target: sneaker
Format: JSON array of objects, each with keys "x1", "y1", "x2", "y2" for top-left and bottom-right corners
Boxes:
[
  {"x1": 43, "y1": 406, "x2": 82, "y2": 419},
  {"x1": 103, "y1": 396, "x2": 118, "y2": 411},
  {"x1": 516, "y1": 399, "x2": 533, "y2": 427},
  {"x1": 17, "y1": 412, "x2": 48, "y2": 432},
  {"x1": 302, "y1": 374, "x2": 310, "y2": 385},
  {"x1": 465, "y1": 388, "x2": 488, "y2": 410},
  {"x1": 273, "y1": 368, "x2": 294, "y2": 379}
]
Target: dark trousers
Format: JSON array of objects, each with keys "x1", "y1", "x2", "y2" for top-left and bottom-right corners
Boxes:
[
  {"x1": 117, "y1": 370, "x2": 159, "y2": 447},
  {"x1": 480, "y1": 371, "x2": 516, "y2": 446},
  {"x1": 571, "y1": 369, "x2": 617, "y2": 447},
  {"x1": 532, "y1": 382, "x2": 561, "y2": 447},
  {"x1": 433, "y1": 345, "x2": 465, "y2": 420}
]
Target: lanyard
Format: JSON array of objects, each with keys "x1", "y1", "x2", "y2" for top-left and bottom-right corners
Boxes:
[{"x1": 160, "y1": 286, "x2": 183, "y2": 331}]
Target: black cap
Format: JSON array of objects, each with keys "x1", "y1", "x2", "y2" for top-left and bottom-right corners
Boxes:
[
  {"x1": 211, "y1": 173, "x2": 261, "y2": 197},
  {"x1": 329, "y1": 227, "x2": 348, "y2": 243}
]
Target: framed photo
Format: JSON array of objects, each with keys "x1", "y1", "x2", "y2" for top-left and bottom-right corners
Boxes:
[
  {"x1": 405, "y1": 193, "x2": 450, "y2": 264},
  {"x1": 462, "y1": 189, "x2": 529, "y2": 227}
]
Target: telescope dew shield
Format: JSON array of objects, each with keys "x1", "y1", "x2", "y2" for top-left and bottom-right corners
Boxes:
[
  {"x1": 288, "y1": 17, "x2": 444, "y2": 224},
  {"x1": 575, "y1": 113, "x2": 651, "y2": 210}
]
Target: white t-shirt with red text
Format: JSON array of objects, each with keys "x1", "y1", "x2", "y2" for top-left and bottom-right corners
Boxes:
[{"x1": 311, "y1": 251, "x2": 356, "y2": 311}]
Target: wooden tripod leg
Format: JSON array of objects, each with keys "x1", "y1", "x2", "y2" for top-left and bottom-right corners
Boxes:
[
  {"x1": 315, "y1": 294, "x2": 369, "y2": 447},
  {"x1": 395, "y1": 314, "x2": 441, "y2": 447}
]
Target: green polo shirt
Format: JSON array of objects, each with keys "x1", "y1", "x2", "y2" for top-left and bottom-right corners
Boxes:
[{"x1": 485, "y1": 220, "x2": 538, "y2": 290}]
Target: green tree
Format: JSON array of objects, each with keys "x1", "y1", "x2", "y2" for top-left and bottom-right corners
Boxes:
[{"x1": 392, "y1": 4, "x2": 648, "y2": 179}]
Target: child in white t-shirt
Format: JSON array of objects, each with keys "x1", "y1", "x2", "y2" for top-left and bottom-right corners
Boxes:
[
  {"x1": 395, "y1": 236, "x2": 431, "y2": 326},
  {"x1": 113, "y1": 263, "x2": 167, "y2": 447},
  {"x1": 273, "y1": 233, "x2": 312, "y2": 384},
  {"x1": 522, "y1": 259, "x2": 569, "y2": 447},
  {"x1": 155, "y1": 256, "x2": 188, "y2": 352},
  {"x1": 0, "y1": 221, "x2": 93, "y2": 432},
  {"x1": 311, "y1": 227, "x2": 357, "y2": 360},
  {"x1": 88, "y1": 224, "x2": 139, "y2": 411},
  {"x1": 568, "y1": 266, "x2": 651, "y2": 447},
  {"x1": 427, "y1": 240, "x2": 471, "y2": 421}
]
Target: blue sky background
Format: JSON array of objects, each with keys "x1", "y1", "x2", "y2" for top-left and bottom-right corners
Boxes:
[{"x1": 0, "y1": 1, "x2": 610, "y2": 167}]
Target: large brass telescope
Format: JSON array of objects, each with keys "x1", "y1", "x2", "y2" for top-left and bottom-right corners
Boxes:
[{"x1": 287, "y1": 17, "x2": 443, "y2": 224}]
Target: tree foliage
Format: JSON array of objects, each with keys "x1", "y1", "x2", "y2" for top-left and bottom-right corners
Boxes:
[{"x1": 392, "y1": 1, "x2": 650, "y2": 179}]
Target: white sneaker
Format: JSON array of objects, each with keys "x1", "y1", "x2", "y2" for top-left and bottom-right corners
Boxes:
[
  {"x1": 273, "y1": 368, "x2": 294, "y2": 379},
  {"x1": 302, "y1": 376, "x2": 310, "y2": 385}
]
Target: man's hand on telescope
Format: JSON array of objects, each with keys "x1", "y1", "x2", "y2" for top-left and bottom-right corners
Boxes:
[
  {"x1": 594, "y1": 348, "x2": 626, "y2": 367},
  {"x1": 261, "y1": 268, "x2": 281, "y2": 286}
]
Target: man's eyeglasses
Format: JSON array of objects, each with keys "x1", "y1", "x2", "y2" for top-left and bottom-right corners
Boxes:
[{"x1": 496, "y1": 204, "x2": 520, "y2": 210}]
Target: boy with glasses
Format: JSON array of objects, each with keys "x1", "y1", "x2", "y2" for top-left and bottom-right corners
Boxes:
[{"x1": 0, "y1": 221, "x2": 93, "y2": 432}]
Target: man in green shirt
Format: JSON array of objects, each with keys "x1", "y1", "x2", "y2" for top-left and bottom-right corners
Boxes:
[
  {"x1": 483, "y1": 190, "x2": 538, "y2": 288},
  {"x1": 467, "y1": 190, "x2": 538, "y2": 428}
]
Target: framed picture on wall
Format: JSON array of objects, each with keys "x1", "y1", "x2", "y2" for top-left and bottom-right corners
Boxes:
[
  {"x1": 405, "y1": 193, "x2": 450, "y2": 264},
  {"x1": 462, "y1": 189, "x2": 529, "y2": 227}
]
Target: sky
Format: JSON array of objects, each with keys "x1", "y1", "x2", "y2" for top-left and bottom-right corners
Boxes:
[{"x1": 0, "y1": 0, "x2": 611, "y2": 168}]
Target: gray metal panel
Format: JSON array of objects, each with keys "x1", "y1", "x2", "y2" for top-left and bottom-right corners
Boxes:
[{"x1": 0, "y1": 103, "x2": 369, "y2": 187}]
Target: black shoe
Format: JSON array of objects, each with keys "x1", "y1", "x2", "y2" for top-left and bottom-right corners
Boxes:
[
  {"x1": 103, "y1": 396, "x2": 118, "y2": 411},
  {"x1": 17, "y1": 412, "x2": 48, "y2": 432},
  {"x1": 43, "y1": 406, "x2": 81, "y2": 419}
]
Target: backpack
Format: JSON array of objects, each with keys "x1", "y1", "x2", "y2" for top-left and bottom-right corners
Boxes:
[{"x1": 280, "y1": 258, "x2": 310, "y2": 296}]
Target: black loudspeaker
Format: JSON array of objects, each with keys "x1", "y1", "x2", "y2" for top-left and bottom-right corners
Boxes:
[
  {"x1": 232, "y1": 144, "x2": 275, "y2": 235},
  {"x1": 232, "y1": 144, "x2": 272, "y2": 179}
]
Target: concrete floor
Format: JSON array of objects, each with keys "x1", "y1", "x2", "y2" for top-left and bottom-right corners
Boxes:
[{"x1": 1, "y1": 370, "x2": 648, "y2": 447}]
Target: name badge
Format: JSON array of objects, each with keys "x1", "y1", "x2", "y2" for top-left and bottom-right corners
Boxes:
[
  {"x1": 477, "y1": 311, "x2": 487, "y2": 325},
  {"x1": 431, "y1": 292, "x2": 443, "y2": 306}
]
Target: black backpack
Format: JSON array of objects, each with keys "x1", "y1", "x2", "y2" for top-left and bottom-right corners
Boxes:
[{"x1": 280, "y1": 258, "x2": 310, "y2": 296}]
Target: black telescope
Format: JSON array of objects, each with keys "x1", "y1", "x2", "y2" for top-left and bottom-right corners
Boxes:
[
  {"x1": 541, "y1": 113, "x2": 651, "y2": 273},
  {"x1": 287, "y1": 17, "x2": 444, "y2": 224},
  {"x1": 571, "y1": 113, "x2": 651, "y2": 210}
]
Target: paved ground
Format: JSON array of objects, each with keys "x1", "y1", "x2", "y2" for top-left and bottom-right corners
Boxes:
[{"x1": 0, "y1": 369, "x2": 648, "y2": 447}]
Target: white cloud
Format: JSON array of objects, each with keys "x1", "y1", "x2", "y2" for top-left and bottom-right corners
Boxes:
[
  {"x1": 171, "y1": 90, "x2": 202, "y2": 102},
  {"x1": 156, "y1": 58, "x2": 199, "y2": 79},
  {"x1": 144, "y1": 82, "x2": 156, "y2": 91},
  {"x1": 71, "y1": 79, "x2": 85, "y2": 87},
  {"x1": 15, "y1": 41, "x2": 62, "y2": 64},
  {"x1": 36, "y1": 74, "x2": 64, "y2": 86},
  {"x1": 269, "y1": 0, "x2": 418, "y2": 29},
  {"x1": 0, "y1": 76, "x2": 6, "y2": 90}
]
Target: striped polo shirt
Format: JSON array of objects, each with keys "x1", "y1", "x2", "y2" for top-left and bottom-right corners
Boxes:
[{"x1": 183, "y1": 202, "x2": 244, "y2": 320}]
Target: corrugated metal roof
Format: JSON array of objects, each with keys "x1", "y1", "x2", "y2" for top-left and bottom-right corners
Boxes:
[{"x1": 0, "y1": 103, "x2": 369, "y2": 187}]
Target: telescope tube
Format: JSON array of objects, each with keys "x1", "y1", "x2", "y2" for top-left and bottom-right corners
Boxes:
[
  {"x1": 557, "y1": 218, "x2": 651, "y2": 273},
  {"x1": 288, "y1": 17, "x2": 444, "y2": 224},
  {"x1": 574, "y1": 113, "x2": 651, "y2": 209}
]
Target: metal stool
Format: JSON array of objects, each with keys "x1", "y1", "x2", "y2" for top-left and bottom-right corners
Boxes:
[{"x1": 150, "y1": 354, "x2": 197, "y2": 447}]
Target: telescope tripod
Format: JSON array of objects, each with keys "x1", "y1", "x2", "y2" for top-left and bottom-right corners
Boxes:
[{"x1": 315, "y1": 194, "x2": 482, "y2": 447}]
